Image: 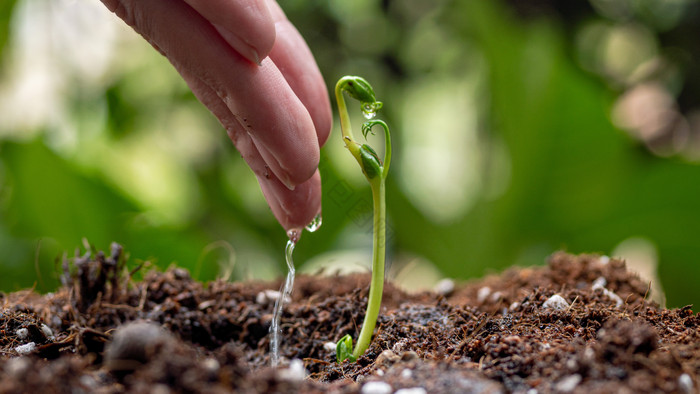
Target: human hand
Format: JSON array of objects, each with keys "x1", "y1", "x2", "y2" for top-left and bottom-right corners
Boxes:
[{"x1": 100, "y1": 0, "x2": 332, "y2": 231}]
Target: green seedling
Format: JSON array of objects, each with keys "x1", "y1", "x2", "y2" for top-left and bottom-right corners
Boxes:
[{"x1": 334, "y1": 76, "x2": 391, "y2": 362}]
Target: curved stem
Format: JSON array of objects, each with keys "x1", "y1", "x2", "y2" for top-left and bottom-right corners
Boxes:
[
  {"x1": 335, "y1": 77, "x2": 361, "y2": 160},
  {"x1": 353, "y1": 178, "x2": 386, "y2": 359},
  {"x1": 334, "y1": 76, "x2": 390, "y2": 361},
  {"x1": 364, "y1": 120, "x2": 392, "y2": 178},
  {"x1": 382, "y1": 124, "x2": 391, "y2": 177}
]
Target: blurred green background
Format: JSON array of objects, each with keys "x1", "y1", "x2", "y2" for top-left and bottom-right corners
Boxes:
[{"x1": 1, "y1": 0, "x2": 699, "y2": 308}]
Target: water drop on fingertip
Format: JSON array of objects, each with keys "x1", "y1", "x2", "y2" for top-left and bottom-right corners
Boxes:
[
  {"x1": 305, "y1": 214, "x2": 322, "y2": 233},
  {"x1": 286, "y1": 228, "x2": 301, "y2": 244}
]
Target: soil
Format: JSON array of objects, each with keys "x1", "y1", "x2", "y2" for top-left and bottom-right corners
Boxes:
[{"x1": 0, "y1": 243, "x2": 698, "y2": 393}]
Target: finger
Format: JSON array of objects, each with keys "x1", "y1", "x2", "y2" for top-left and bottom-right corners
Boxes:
[
  {"x1": 182, "y1": 0, "x2": 275, "y2": 64},
  {"x1": 258, "y1": 170, "x2": 322, "y2": 231},
  {"x1": 266, "y1": 0, "x2": 332, "y2": 147},
  {"x1": 178, "y1": 68, "x2": 321, "y2": 230},
  {"x1": 102, "y1": 0, "x2": 320, "y2": 188}
]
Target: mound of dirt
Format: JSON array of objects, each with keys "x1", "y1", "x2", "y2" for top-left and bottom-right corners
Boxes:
[{"x1": 0, "y1": 245, "x2": 697, "y2": 393}]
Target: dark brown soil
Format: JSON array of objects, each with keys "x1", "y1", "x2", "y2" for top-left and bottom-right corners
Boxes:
[{"x1": 0, "y1": 244, "x2": 698, "y2": 393}]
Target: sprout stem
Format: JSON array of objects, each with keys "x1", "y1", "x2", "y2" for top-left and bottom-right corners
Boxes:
[
  {"x1": 334, "y1": 76, "x2": 390, "y2": 361},
  {"x1": 353, "y1": 175, "x2": 386, "y2": 358}
]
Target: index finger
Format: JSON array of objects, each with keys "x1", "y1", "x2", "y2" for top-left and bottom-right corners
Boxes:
[
  {"x1": 266, "y1": 0, "x2": 332, "y2": 147},
  {"x1": 182, "y1": 0, "x2": 275, "y2": 64}
]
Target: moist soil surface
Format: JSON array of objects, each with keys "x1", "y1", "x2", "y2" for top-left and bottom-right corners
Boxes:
[{"x1": 0, "y1": 244, "x2": 698, "y2": 393}]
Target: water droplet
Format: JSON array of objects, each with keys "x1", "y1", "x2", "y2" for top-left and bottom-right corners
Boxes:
[
  {"x1": 304, "y1": 213, "x2": 322, "y2": 233},
  {"x1": 361, "y1": 101, "x2": 383, "y2": 120},
  {"x1": 286, "y1": 228, "x2": 301, "y2": 244},
  {"x1": 270, "y1": 239, "x2": 297, "y2": 367}
]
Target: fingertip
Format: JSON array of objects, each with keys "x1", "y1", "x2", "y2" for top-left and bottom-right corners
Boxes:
[
  {"x1": 265, "y1": 3, "x2": 332, "y2": 147},
  {"x1": 249, "y1": 0, "x2": 276, "y2": 59},
  {"x1": 258, "y1": 170, "x2": 322, "y2": 231}
]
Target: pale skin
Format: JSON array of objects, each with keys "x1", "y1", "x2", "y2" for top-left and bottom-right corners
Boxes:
[{"x1": 99, "y1": 0, "x2": 332, "y2": 231}]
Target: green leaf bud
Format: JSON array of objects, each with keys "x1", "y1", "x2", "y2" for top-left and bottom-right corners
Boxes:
[
  {"x1": 336, "y1": 334, "x2": 357, "y2": 363},
  {"x1": 343, "y1": 76, "x2": 377, "y2": 104},
  {"x1": 360, "y1": 144, "x2": 382, "y2": 179}
]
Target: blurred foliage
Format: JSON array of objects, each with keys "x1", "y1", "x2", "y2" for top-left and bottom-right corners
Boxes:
[{"x1": 1, "y1": 0, "x2": 699, "y2": 308}]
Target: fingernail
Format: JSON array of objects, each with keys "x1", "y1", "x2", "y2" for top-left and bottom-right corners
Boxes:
[
  {"x1": 255, "y1": 140, "x2": 296, "y2": 190},
  {"x1": 214, "y1": 24, "x2": 261, "y2": 65},
  {"x1": 279, "y1": 174, "x2": 296, "y2": 191}
]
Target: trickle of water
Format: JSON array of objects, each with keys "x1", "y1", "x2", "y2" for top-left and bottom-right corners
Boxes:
[
  {"x1": 270, "y1": 239, "x2": 296, "y2": 367},
  {"x1": 305, "y1": 213, "x2": 323, "y2": 233}
]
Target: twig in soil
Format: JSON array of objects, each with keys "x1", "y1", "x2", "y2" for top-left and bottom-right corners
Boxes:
[
  {"x1": 566, "y1": 296, "x2": 579, "y2": 313},
  {"x1": 138, "y1": 284, "x2": 148, "y2": 311},
  {"x1": 128, "y1": 261, "x2": 147, "y2": 282},
  {"x1": 643, "y1": 280, "x2": 652, "y2": 300},
  {"x1": 303, "y1": 358, "x2": 330, "y2": 366}
]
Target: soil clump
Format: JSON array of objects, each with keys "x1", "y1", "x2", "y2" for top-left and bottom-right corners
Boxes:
[{"x1": 0, "y1": 244, "x2": 697, "y2": 393}]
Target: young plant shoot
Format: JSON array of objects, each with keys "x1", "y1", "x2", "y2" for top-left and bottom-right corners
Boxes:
[{"x1": 334, "y1": 76, "x2": 391, "y2": 362}]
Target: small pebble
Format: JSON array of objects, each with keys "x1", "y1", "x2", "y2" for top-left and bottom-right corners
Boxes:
[
  {"x1": 14, "y1": 342, "x2": 36, "y2": 355},
  {"x1": 278, "y1": 359, "x2": 307, "y2": 382},
  {"x1": 509, "y1": 302, "x2": 520, "y2": 311},
  {"x1": 361, "y1": 381, "x2": 392, "y2": 394},
  {"x1": 678, "y1": 373, "x2": 693, "y2": 394},
  {"x1": 392, "y1": 339, "x2": 409, "y2": 353},
  {"x1": 591, "y1": 277, "x2": 606, "y2": 289},
  {"x1": 598, "y1": 256, "x2": 610, "y2": 265},
  {"x1": 543, "y1": 294, "x2": 569, "y2": 310},
  {"x1": 197, "y1": 300, "x2": 216, "y2": 310},
  {"x1": 15, "y1": 328, "x2": 28, "y2": 340},
  {"x1": 477, "y1": 287, "x2": 491, "y2": 303},
  {"x1": 395, "y1": 388, "x2": 427, "y2": 394},
  {"x1": 202, "y1": 358, "x2": 220, "y2": 373},
  {"x1": 400, "y1": 368, "x2": 413, "y2": 379},
  {"x1": 555, "y1": 374, "x2": 582, "y2": 392},
  {"x1": 40, "y1": 324, "x2": 55, "y2": 341},
  {"x1": 256, "y1": 289, "x2": 290, "y2": 305},
  {"x1": 376, "y1": 349, "x2": 399, "y2": 365},
  {"x1": 490, "y1": 291, "x2": 503, "y2": 303},
  {"x1": 591, "y1": 277, "x2": 624, "y2": 308},
  {"x1": 323, "y1": 341, "x2": 337, "y2": 353},
  {"x1": 433, "y1": 279, "x2": 455, "y2": 296}
]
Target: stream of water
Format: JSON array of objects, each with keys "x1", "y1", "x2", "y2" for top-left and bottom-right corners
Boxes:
[
  {"x1": 269, "y1": 215, "x2": 322, "y2": 367},
  {"x1": 269, "y1": 238, "x2": 296, "y2": 367}
]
